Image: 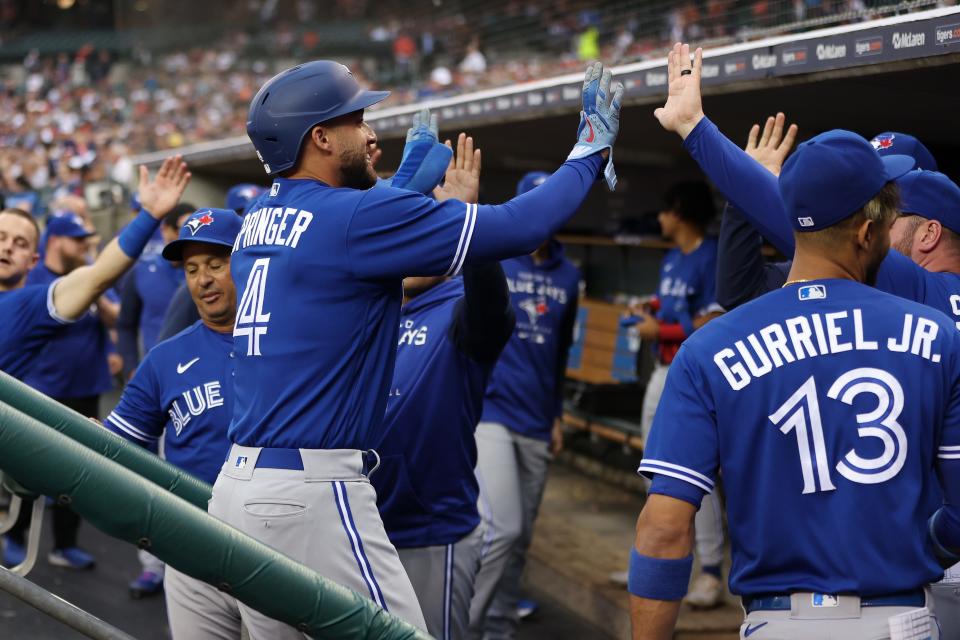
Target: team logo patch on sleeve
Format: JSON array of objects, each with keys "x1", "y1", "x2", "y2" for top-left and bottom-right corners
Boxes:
[
  {"x1": 798, "y1": 284, "x2": 827, "y2": 301},
  {"x1": 185, "y1": 211, "x2": 216, "y2": 235}
]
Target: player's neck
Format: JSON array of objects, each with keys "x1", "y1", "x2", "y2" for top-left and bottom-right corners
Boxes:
[
  {"x1": 788, "y1": 247, "x2": 864, "y2": 284},
  {"x1": 43, "y1": 255, "x2": 66, "y2": 276},
  {"x1": 202, "y1": 316, "x2": 235, "y2": 334},
  {"x1": 673, "y1": 224, "x2": 704, "y2": 255},
  {"x1": 916, "y1": 247, "x2": 960, "y2": 274}
]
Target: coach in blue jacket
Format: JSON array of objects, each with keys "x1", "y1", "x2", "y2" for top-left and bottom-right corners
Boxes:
[
  {"x1": 468, "y1": 172, "x2": 581, "y2": 640},
  {"x1": 373, "y1": 261, "x2": 514, "y2": 640}
]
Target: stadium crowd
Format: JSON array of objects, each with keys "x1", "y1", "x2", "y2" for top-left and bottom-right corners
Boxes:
[{"x1": 0, "y1": 0, "x2": 930, "y2": 216}]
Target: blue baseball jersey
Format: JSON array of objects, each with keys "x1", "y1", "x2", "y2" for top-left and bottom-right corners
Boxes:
[
  {"x1": 23, "y1": 264, "x2": 113, "y2": 398},
  {"x1": 657, "y1": 238, "x2": 720, "y2": 331},
  {"x1": 373, "y1": 278, "x2": 491, "y2": 548},
  {"x1": 228, "y1": 157, "x2": 605, "y2": 449},
  {"x1": 481, "y1": 248, "x2": 580, "y2": 440},
  {"x1": 640, "y1": 279, "x2": 960, "y2": 596},
  {"x1": 0, "y1": 283, "x2": 71, "y2": 380},
  {"x1": 105, "y1": 321, "x2": 233, "y2": 484}
]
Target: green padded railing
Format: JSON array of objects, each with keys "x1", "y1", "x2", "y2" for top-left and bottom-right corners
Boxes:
[
  {"x1": 0, "y1": 401, "x2": 429, "y2": 640},
  {"x1": 0, "y1": 370, "x2": 210, "y2": 508}
]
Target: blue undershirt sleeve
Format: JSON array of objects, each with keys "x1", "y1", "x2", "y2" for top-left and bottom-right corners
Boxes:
[{"x1": 683, "y1": 118, "x2": 795, "y2": 255}]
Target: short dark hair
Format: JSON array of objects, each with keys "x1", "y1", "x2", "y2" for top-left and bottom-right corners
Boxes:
[
  {"x1": 0, "y1": 208, "x2": 40, "y2": 250},
  {"x1": 662, "y1": 181, "x2": 716, "y2": 229},
  {"x1": 163, "y1": 203, "x2": 195, "y2": 229}
]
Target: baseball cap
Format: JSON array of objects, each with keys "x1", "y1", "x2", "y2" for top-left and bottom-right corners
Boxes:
[
  {"x1": 870, "y1": 132, "x2": 938, "y2": 171},
  {"x1": 517, "y1": 171, "x2": 550, "y2": 196},
  {"x1": 45, "y1": 211, "x2": 93, "y2": 238},
  {"x1": 162, "y1": 208, "x2": 242, "y2": 262},
  {"x1": 779, "y1": 130, "x2": 915, "y2": 232},
  {"x1": 225, "y1": 184, "x2": 265, "y2": 212},
  {"x1": 896, "y1": 170, "x2": 960, "y2": 234}
]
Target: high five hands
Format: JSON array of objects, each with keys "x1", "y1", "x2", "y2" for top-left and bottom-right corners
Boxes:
[{"x1": 654, "y1": 43, "x2": 706, "y2": 140}]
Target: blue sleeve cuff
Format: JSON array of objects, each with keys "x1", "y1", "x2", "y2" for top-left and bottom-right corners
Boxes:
[
  {"x1": 118, "y1": 209, "x2": 161, "y2": 259},
  {"x1": 647, "y1": 473, "x2": 708, "y2": 508}
]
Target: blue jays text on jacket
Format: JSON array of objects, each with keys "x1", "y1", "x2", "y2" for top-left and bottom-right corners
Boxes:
[{"x1": 482, "y1": 244, "x2": 580, "y2": 441}]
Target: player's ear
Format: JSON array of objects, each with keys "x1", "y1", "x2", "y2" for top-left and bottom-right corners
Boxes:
[
  {"x1": 308, "y1": 125, "x2": 335, "y2": 153},
  {"x1": 917, "y1": 219, "x2": 942, "y2": 253},
  {"x1": 856, "y1": 217, "x2": 874, "y2": 251}
]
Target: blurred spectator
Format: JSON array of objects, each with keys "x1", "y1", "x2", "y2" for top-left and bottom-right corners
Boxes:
[{"x1": 460, "y1": 37, "x2": 488, "y2": 75}]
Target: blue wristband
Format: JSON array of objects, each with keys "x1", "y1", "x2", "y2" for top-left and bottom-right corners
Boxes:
[
  {"x1": 627, "y1": 548, "x2": 693, "y2": 601},
  {"x1": 118, "y1": 208, "x2": 160, "y2": 258}
]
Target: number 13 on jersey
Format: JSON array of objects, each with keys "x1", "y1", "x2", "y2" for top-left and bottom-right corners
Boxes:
[
  {"x1": 235, "y1": 258, "x2": 272, "y2": 356},
  {"x1": 769, "y1": 368, "x2": 907, "y2": 494}
]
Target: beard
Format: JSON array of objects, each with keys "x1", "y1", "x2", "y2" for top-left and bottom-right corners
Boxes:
[
  {"x1": 864, "y1": 239, "x2": 890, "y2": 287},
  {"x1": 338, "y1": 145, "x2": 377, "y2": 190}
]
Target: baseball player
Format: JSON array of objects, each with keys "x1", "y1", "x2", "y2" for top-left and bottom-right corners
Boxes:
[
  {"x1": 468, "y1": 172, "x2": 581, "y2": 640},
  {"x1": 0, "y1": 155, "x2": 189, "y2": 382},
  {"x1": 117, "y1": 203, "x2": 192, "y2": 377},
  {"x1": 216, "y1": 59, "x2": 622, "y2": 636},
  {"x1": 105, "y1": 208, "x2": 244, "y2": 636},
  {"x1": 711, "y1": 119, "x2": 960, "y2": 634},
  {"x1": 371, "y1": 261, "x2": 515, "y2": 640}
]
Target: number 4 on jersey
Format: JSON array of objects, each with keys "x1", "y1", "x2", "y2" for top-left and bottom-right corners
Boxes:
[{"x1": 235, "y1": 258, "x2": 272, "y2": 356}]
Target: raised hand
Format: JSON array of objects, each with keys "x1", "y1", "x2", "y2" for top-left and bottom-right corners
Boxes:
[
  {"x1": 654, "y1": 43, "x2": 705, "y2": 140},
  {"x1": 406, "y1": 107, "x2": 439, "y2": 145},
  {"x1": 434, "y1": 133, "x2": 481, "y2": 204},
  {"x1": 745, "y1": 112, "x2": 798, "y2": 177},
  {"x1": 137, "y1": 155, "x2": 191, "y2": 220},
  {"x1": 568, "y1": 61, "x2": 624, "y2": 191}
]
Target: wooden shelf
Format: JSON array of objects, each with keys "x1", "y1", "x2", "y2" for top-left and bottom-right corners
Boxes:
[{"x1": 556, "y1": 233, "x2": 779, "y2": 256}]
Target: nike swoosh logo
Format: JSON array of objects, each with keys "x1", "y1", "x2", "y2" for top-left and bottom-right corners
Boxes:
[
  {"x1": 176, "y1": 357, "x2": 200, "y2": 374},
  {"x1": 585, "y1": 119, "x2": 596, "y2": 143},
  {"x1": 744, "y1": 622, "x2": 768, "y2": 637}
]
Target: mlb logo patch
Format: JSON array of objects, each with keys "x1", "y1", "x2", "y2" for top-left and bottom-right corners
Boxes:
[
  {"x1": 798, "y1": 216, "x2": 815, "y2": 228},
  {"x1": 235, "y1": 456, "x2": 248, "y2": 469},
  {"x1": 798, "y1": 284, "x2": 827, "y2": 301},
  {"x1": 811, "y1": 593, "x2": 839, "y2": 608},
  {"x1": 270, "y1": 183, "x2": 280, "y2": 197}
]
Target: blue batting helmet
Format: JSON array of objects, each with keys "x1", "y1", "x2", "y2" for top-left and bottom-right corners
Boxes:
[
  {"x1": 247, "y1": 61, "x2": 390, "y2": 176},
  {"x1": 517, "y1": 171, "x2": 550, "y2": 196}
]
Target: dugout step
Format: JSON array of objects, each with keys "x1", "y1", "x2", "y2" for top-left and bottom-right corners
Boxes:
[{"x1": 525, "y1": 463, "x2": 741, "y2": 639}]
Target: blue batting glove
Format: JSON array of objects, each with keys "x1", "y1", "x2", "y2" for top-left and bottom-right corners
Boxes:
[
  {"x1": 379, "y1": 107, "x2": 453, "y2": 194},
  {"x1": 568, "y1": 62, "x2": 624, "y2": 191}
]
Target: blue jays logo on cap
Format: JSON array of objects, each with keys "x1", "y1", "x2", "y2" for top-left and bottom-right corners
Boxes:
[
  {"x1": 870, "y1": 133, "x2": 895, "y2": 150},
  {"x1": 185, "y1": 210, "x2": 216, "y2": 235},
  {"x1": 798, "y1": 284, "x2": 826, "y2": 301}
]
